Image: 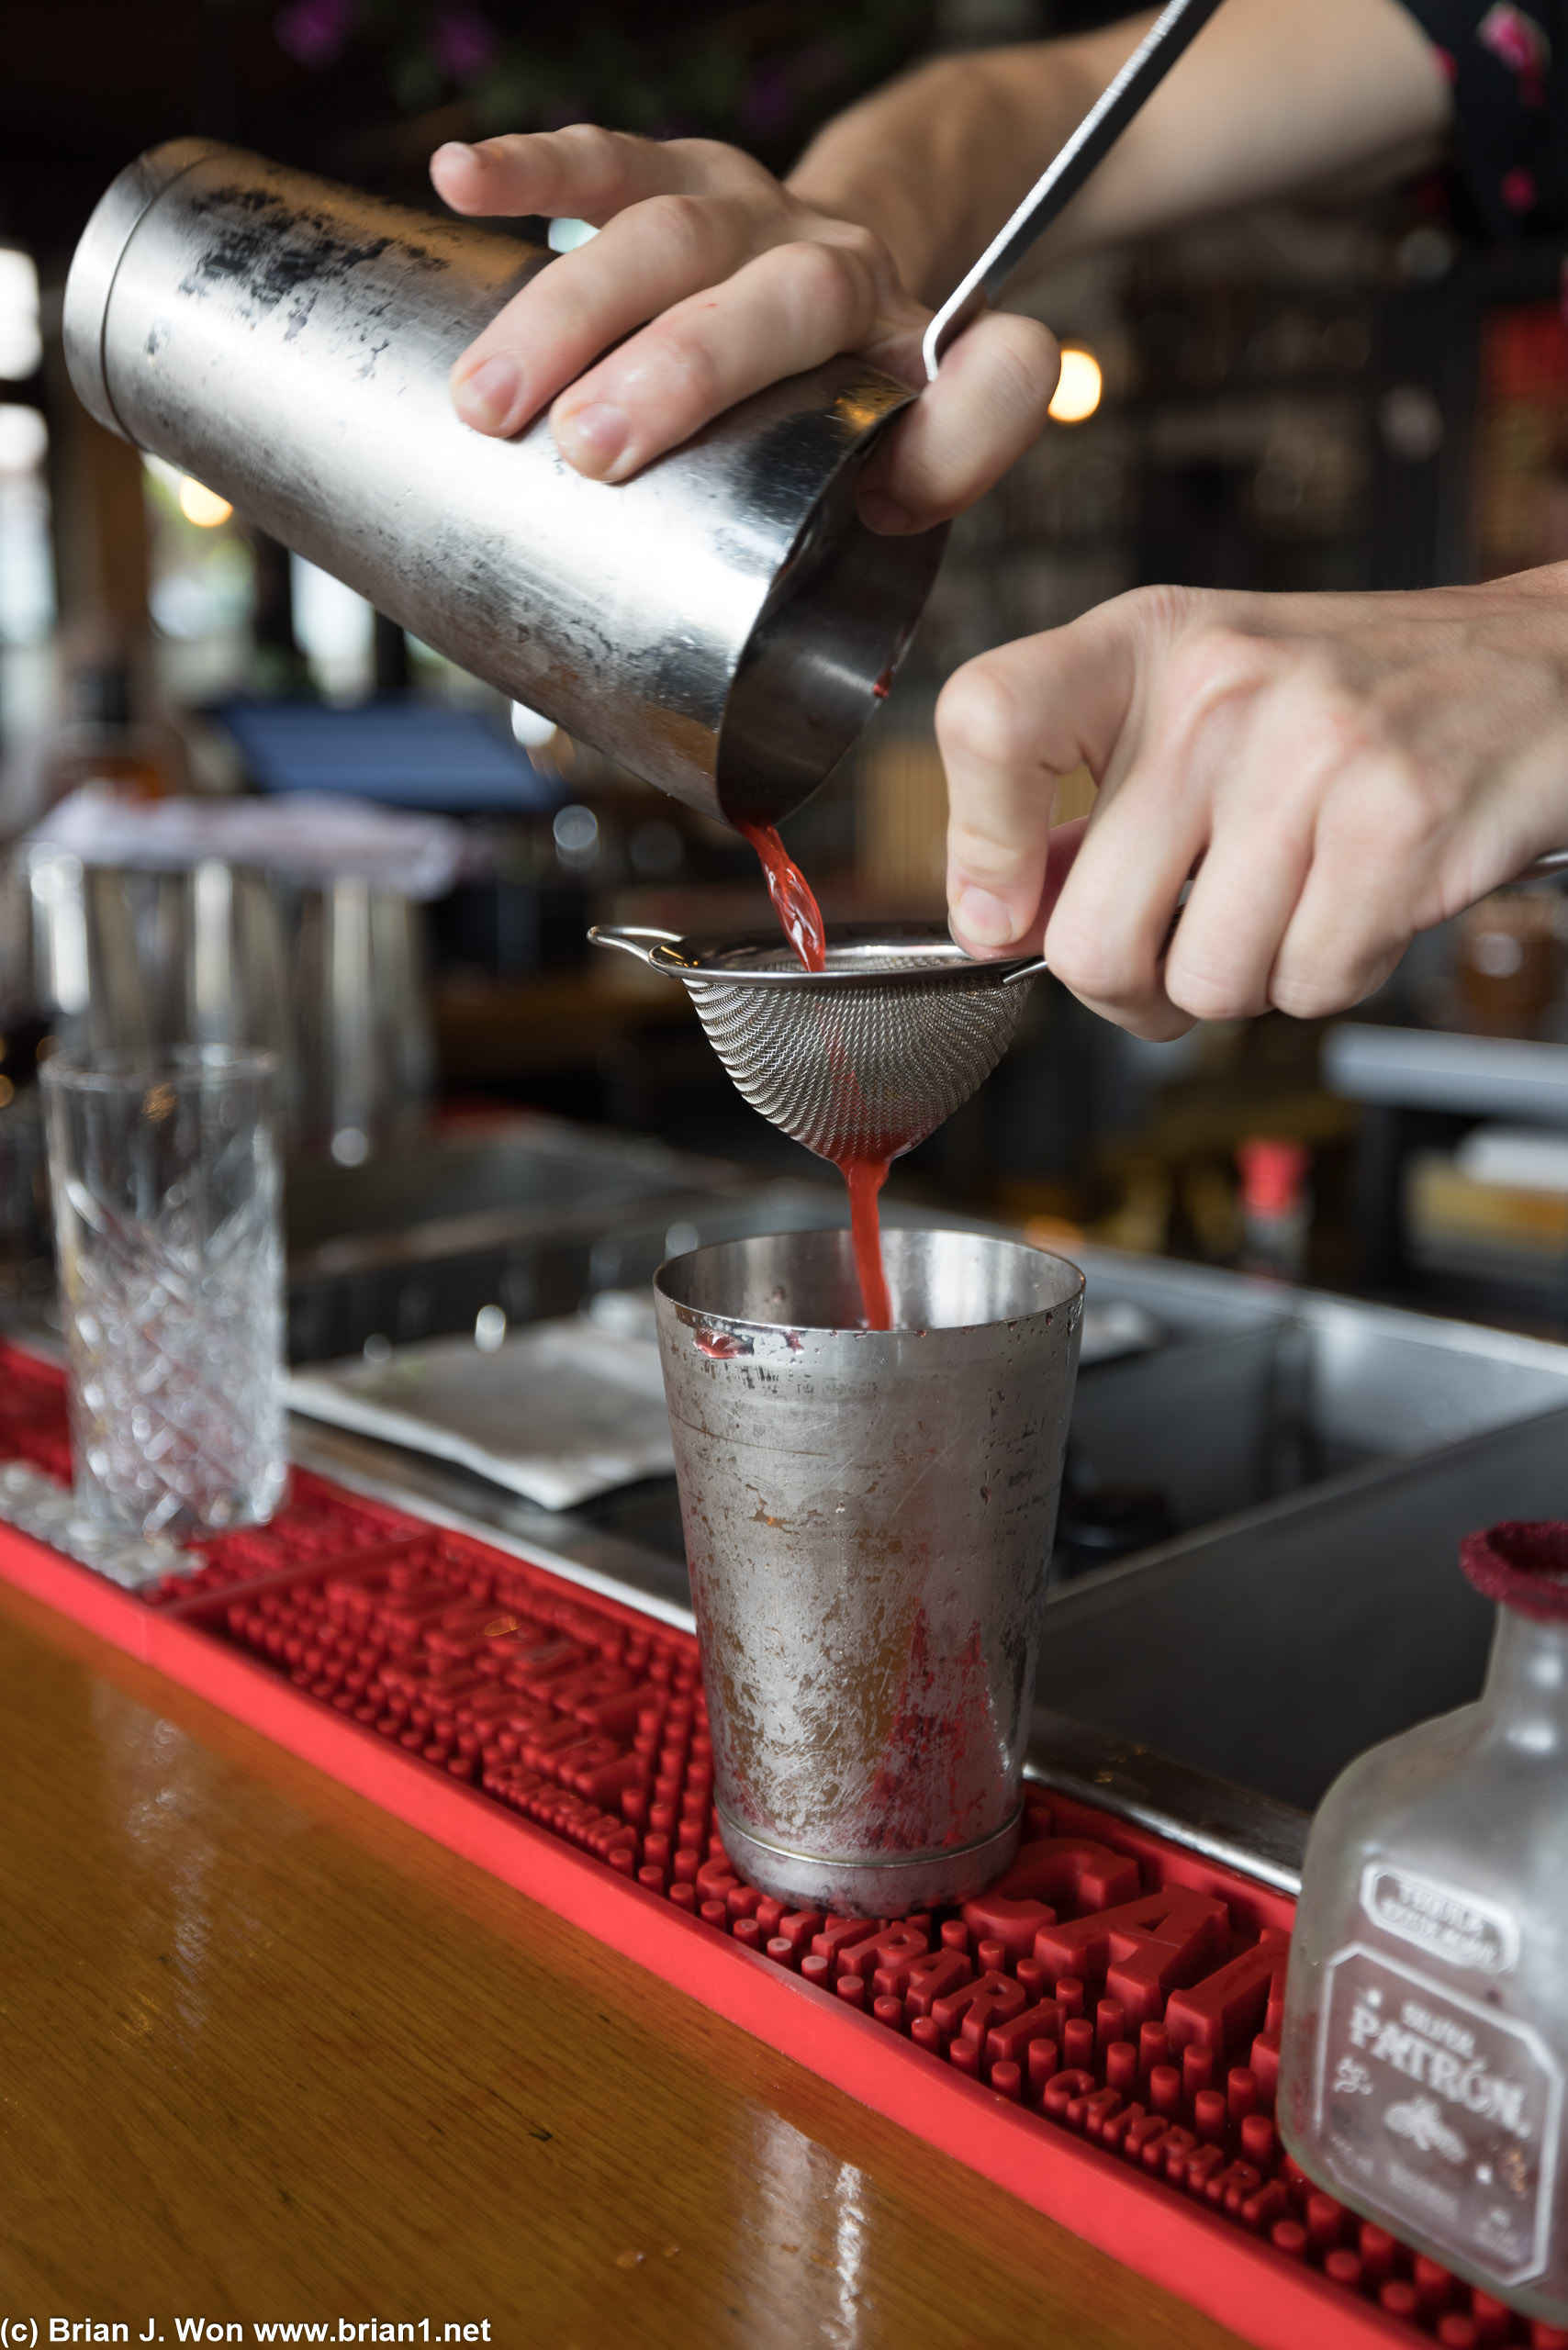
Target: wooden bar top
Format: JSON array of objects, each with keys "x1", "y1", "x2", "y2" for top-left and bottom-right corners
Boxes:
[{"x1": 0, "y1": 1572, "x2": 1243, "y2": 2349}]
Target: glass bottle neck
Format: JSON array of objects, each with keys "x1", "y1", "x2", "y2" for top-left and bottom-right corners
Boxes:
[{"x1": 1482, "y1": 1607, "x2": 1568, "y2": 1747}]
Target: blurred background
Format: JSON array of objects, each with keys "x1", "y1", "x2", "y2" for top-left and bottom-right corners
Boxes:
[{"x1": 5, "y1": 0, "x2": 1568, "y2": 1349}]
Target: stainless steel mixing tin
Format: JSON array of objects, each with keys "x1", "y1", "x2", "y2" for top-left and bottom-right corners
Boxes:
[
  {"x1": 13, "y1": 846, "x2": 431, "y2": 1153},
  {"x1": 64, "y1": 140, "x2": 946, "y2": 824},
  {"x1": 653, "y1": 1226, "x2": 1083, "y2": 1913}
]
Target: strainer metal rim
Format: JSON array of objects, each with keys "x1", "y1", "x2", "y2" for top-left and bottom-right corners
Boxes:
[{"x1": 589, "y1": 921, "x2": 1047, "y2": 990}]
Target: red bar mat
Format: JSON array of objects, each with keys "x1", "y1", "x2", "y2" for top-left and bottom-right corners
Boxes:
[{"x1": 0, "y1": 1346, "x2": 1554, "y2": 2350}]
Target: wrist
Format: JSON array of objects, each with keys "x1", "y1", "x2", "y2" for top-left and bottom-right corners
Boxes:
[
  {"x1": 789, "y1": 27, "x2": 1153, "y2": 306},
  {"x1": 787, "y1": 57, "x2": 968, "y2": 298}
]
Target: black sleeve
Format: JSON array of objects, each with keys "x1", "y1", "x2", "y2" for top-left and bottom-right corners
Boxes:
[{"x1": 1394, "y1": 0, "x2": 1568, "y2": 239}]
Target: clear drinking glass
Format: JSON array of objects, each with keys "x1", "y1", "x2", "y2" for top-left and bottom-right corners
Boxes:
[{"x1": 40, "y1": 1045, "x2": 287, "y2": 1542}]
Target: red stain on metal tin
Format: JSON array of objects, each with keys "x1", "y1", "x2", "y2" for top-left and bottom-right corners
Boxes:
[
  {"x1": 695, "y1": 1327, "x2": 750, "y2": 1359},
  {"x1": 868, "y1": 1611, "x2": 996, "y2": 1852}
]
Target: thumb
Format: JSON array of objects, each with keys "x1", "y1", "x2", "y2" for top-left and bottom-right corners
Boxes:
[{"x1": 938, "y1": 602, "x2": 1142, "y2": 957}]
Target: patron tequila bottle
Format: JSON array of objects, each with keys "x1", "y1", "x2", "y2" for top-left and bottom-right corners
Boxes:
[{"x1": 1280, "y1": 1522, "x2": 1568, "y2": 2323}]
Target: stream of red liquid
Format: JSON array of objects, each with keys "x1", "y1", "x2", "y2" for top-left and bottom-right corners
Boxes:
[
  {"x1": 735, "y1": 820, "x2": 827, "y2": 973},
  {"x1": 842, "y1": 1155, "x2": 892, "y2": 1331},
  {"x1": 738, "y1": 822, "x2": 892, "y2": 1330}
]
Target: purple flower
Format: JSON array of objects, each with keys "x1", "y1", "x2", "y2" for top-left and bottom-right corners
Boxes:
[
  {"x1": 1477, "y1": 3, "x2": 1550, "y2": 104},
  {"x1": 274, "y1": 0, "x2": 354, "y2": 70},
  {"x1": 432, "y1": 3, "x2": 498, "y2": 83}
]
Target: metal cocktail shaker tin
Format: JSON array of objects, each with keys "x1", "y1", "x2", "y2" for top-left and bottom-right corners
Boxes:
[
  {"x1": 654, "y1": 1226, "x2": 1083, "y2": 1914},
  {"x1": 63, "y1": 140, "x2": 946, "y2": 824}
]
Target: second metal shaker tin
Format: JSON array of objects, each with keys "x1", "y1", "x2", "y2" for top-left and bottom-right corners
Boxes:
[{"x1": 654, "y1": 1226, "x2": 1084, "y2": 1914}]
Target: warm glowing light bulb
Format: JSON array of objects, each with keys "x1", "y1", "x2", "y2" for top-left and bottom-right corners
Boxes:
[
  {"x1": 1048, "y1": 346, "x2": 1103, "y2": 425},
  {"x1": 178, "y1": 476, "x2": 232, "y2": 527}
]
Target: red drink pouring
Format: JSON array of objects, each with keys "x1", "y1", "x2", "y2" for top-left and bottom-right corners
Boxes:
[
  {"x1": 735, "y1": 822, "x2": 893, "y2": 1331},
  {"x1": 840, "y1": 1155, "x2": 893, "y2": 1331},
  {"x1": 735, "y1": 820, "x2": 827, "y2": 974}
]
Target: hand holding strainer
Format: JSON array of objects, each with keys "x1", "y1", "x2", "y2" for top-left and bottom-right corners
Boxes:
[{"x1": 590, "y1": 923, "x2": 1045, "y2": 1165}]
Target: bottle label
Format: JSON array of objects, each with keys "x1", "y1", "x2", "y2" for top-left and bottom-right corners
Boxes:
[
  {"x1": 1361, "y1": 1862, "x2": 1519, "y2": 1975},
  {"x1": 1316, "y1": 1942, "x2": 1562, "y2": 2285}
]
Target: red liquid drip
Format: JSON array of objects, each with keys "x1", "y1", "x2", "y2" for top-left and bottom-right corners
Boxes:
[
  {"x1": 738, "y1": 821, "x2": 891, "y2": 1327},
  {"x1": 735, "y1": 822, "x2": 826, "y2": 973},
  {"x1": 840, "y1": 1155, "x2": 892, "y2": 1330}
]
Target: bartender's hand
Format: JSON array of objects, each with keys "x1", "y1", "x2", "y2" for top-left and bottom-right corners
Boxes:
[
  {"x1": 432, "y1": 0, "x2": 1446, "y2": 533},
  {"x1": 429, "y1": 129, "x2": 1059, "y2": 534},
  {"x1": 941, "y1": 567, "x2": 1568, "y2": 1039}
]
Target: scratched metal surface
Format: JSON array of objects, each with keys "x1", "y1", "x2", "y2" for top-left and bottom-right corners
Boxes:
[
  {"x1": 654, "y1": 1228, "x2": 1083, "y2": 1913},
  {"x1": 64, "y1": 140, "x2": 945, "y2": 823}
]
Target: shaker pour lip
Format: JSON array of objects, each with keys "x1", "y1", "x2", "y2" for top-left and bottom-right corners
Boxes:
[{"x1": 711, "y1": 412, "x2": 949, "y2": 829}]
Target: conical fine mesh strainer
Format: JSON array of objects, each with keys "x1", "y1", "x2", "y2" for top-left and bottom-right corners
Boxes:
[{"x1": 590, "y1": 923, "x2": 1047, "y2": 1164}]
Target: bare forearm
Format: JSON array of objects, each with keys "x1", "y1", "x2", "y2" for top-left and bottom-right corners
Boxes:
[
  {"x1": 787, "y1": 32, "x2": 1143, "y2": 304},
  {"x1": 790, "y1": 0, "x2": 1451, "y2": 307},
  {"x1": 433, "y1": 0, "x2": 1452, "y2": 536}
]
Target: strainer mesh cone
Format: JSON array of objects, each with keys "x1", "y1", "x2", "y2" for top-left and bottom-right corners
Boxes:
[{"x1": 667, "y1": 934, "x2": 1041, "y2": 1165}]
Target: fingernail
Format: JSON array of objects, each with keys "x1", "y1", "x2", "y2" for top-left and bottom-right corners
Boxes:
[
  {"x1": 454, "y1": 353, "x2": 523, "y2": 432},
  {"x1": 858, "y1": 490, "x2": 915, "y2": 534},
  {"x1": 433, "y1": 140, "x2": 477, "y2": 167},
  {"x1": 952, "y1": 884, "x2": 1021, "y2": 947},
  {"x1": 556, "y1": 401, "x2": 630, "y2": 476}
]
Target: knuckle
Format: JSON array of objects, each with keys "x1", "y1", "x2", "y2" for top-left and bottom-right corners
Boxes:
[
  {"x1": 1119, "y1": 580, "x2": 1210, "y2": 643},
  {"x1": 554, "y1": 122, "x2": 625, "y2": 173},
  {"x1": 824, "y1": 219, "x2": 887, "y2": 282},
  {"x1": 784, "y1": 237, "x2": 870, "y2": 328},
  {"x1": 1269, "y1": 968, "x2": 1351, "y2": 1021},
  {"x1": 636, "y1": 191, "x2": 719, "y2": 265},
  {"x1": 1161, "y1": 621, "x2": 1274, "y2": 717},
  {"x1": 642, "y1": 319, "x2": 724, "y2": 410},
  {"x1": 1309, "y1": 756, "x2": 1447, "y2": 879},
  {"x1": 594, "y1": 122, "x2": 644, "y2": 161},
  {"x1": 675, "y1": 136, "x2": 756, "y2": 182},
  {"x1": 937, "y1": 659, "x2": 1039, "y2": 774},
  {"x1": 1272, "y1": 923, "x2": 1410, "y2": 1021},
  {"x1": 1043, "y1": 923, "x2": 1132, "y2": 1011},
  {"x1": 1166, "y1": 968, "x2": 1260, "y2": 1024},
  {"x1": 1119, "y1": 1005, "x2": 1198, "y2": 1043},
  {"x1": 1370, "y1": 757, "x2": 1451, "y2": 850}
]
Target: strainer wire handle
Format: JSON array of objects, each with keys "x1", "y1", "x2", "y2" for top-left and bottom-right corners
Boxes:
[
  {"x1": 1002, "y1": 957, "x2": 1050, "y2": 986},
  {"x1": 588, "y1": 924, "x2": 682, "y2": 968}
]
